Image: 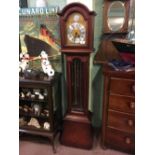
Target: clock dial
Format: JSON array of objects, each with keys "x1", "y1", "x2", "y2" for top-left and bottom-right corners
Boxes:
[{"x1": 66, "y1": 13, "x2": 87, "y2": 46}]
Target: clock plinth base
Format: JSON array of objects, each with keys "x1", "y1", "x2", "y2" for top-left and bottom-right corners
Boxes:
[{"x1": 60, "y1": 113, "x2": 93, "y2": 149}]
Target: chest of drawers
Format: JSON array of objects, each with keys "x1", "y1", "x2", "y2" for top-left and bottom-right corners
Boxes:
[{"x1": 101, "y1": 66, "x2": 135, "y2": 154}]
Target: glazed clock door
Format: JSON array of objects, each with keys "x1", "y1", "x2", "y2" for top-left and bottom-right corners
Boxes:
[
  {"x1": 66, "y1": 55, "x2": 89, "y2": 114},
  {"x1": 58, "y1": 3, "x2": 95, "y2": 52},
  {"x1": 66, "y1": 13, "x2": 87, "y2": 46}
]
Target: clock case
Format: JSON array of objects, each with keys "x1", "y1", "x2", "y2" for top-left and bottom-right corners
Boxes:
[{"x1": 58, "y1": 3, "x2": 96, "y2": 149}]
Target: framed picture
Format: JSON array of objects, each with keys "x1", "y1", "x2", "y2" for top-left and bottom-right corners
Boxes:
[{"x1": 19, "y1": 7, "x2": 61, "y2": 72}]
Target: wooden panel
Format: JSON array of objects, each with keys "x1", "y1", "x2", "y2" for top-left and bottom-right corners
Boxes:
[
  {"x1": 94, "y1": 40, "x2": 122, "y2": 64},
  {"x1": 106, "y1": 127, "x2": 135, "y2": 154},
  {"x1": 108, "y1": 110, "x2": 134, "y2": 133},
  {"x1": 94, "y1": 39, "x2": 135, "y2": 65},
  {"x1": 110, "y1": 77, "x2": 135, "y2": 96},
  {"x1": 60, "y1": 117, "x2": 93, "y2": 149},
  {"x1": 109, "y1": 94, "x2": 135, "y2": 113}
]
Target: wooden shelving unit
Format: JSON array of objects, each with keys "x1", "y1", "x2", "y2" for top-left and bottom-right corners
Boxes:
[{"x1": 19, "y1": 73, "x2": 62, "y2": 153}]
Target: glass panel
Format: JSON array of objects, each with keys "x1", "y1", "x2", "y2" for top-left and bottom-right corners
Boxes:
[
  {"x1": 108, "y1": 1, "x2": 125, "y2": 32},
  {"x1": 66, "y1": 12, "x2": 87, "y2": 46},
  {"x1": 71, "y1": 59, "x2": 83, "y2": 111}
]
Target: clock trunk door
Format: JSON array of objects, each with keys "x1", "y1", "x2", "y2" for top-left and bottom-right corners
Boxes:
[{"x1": 66, "y1": 55, "x2": 89, "y2": 114}]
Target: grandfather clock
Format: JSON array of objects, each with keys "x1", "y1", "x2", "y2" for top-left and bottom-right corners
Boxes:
[{"x1": 58, "y1": 3, "x2": 96, "y2": 149}]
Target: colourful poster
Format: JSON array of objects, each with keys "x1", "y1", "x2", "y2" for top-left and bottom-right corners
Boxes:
[{"x1": 19, "y1": 7, "x2": 61, "y2": 71}]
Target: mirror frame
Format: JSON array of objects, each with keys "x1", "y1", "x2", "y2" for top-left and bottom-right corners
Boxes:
[{"x1": 103, "y1": 0, "x2": 130, "y2": 34}]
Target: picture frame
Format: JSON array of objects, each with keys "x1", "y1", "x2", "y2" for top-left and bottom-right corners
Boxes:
[{"x1": 19, "y1": 7, "x2": 61, "y2": 72}]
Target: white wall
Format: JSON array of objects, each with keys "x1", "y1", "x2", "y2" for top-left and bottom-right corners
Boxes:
[
  {"x1": 27, "y1": 0, "x2": 66, "y2": 9},
  {"x1": 67, "y1": 0, "x2": 93, "y2": 10}
]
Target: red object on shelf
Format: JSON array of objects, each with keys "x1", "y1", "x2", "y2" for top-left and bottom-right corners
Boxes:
[{"x1": 120, "y1": 53, "x2": 135, "y2": 64}]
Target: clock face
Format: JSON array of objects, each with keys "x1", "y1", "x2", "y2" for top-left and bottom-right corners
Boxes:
[{"x1": 66, "y1": 13, "x2": 87, "y2": 46}]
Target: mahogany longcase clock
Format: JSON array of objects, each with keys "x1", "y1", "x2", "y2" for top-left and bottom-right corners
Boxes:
[{"x1": 58, "y1": 3, "x2": 96, "y2": 149}]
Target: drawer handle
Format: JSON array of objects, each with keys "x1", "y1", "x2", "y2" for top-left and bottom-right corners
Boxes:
[
  {"x1": 125, "y1": 137, "x2": 131, "y2": 144},
  {"x1": 128, "y1": 119, "x2": 134, "y2": 126},
  {"x1": 129, "y1": 102, "x2": 135, "y2": 109}
]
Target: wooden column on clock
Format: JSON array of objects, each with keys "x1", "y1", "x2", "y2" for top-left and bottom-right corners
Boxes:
[{"x1": 58, "y1": 3, "x2": 96, "y2": 149}]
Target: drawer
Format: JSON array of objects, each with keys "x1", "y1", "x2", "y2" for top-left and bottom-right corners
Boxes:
[
  {"x1": 109, "y1": 94, "x2": 135, "y2": 113},
  {"x1": 108, "y1": 110, "x2": 135, "y2": 133},
  {"x1": 110, "y1": 78, "x2": 135, "y2": 96},
  {"x1": 106, "y1": 127, "x2": 135, "y2": 154}
]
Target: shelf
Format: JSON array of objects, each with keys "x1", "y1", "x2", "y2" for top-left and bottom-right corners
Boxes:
[
  {"x1": 19, "y1": 110, "x2": 49, "y2": 119},
  {"x1": 19, "y1": 72, "x2": 62, "y2": 153},
  {"x1": 19, "y1": 126, "x2": 53, "y2": 137},
  {"x1": 19, "y1": 97, "x2": 47, "y2": 103},
  {"x1": 19, "y1": 72, "x2": 60, "y2": 86},
  {"x1": 112, "y1": 38, "x2": 135, "y2": 45}
]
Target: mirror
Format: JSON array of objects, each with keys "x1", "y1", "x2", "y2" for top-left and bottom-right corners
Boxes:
[
  {"x1": 103, "y1": 0, "x2": 130, "y2": 33},
  {"x1": 108, "y1": 1, "x2": 125, "y2": 32}
]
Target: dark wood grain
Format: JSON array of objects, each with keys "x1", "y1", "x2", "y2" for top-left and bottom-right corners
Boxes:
[
  {"x1": 108, "y1": 110, "x2": 135, "y2": 133},
  {"x1": 106, "y1": 127, "x2": 135, "y2": 154},
  {"x1": 94, "y1": 40, "x2": 122, "y2": 64},
  {"x1": 109, "y1": 94, "x2": 135, "y2": 113},
  {"x1": 60, "y1": 113, "x2": 93, "y2": 149},
  {"x1": 58, "y1": 3, "x2": 95, "y2": 149},
  {"x1": 110, "y1": 77, "x2": 135, "y2": 96}
]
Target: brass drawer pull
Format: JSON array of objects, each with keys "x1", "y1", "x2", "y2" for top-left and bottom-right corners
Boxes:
[
  {"x1": 128, "y1": 119, "x2": 134, "y2": 126},
  {"x1": 125, "y1": 137, "x2": 131, "y2": 144},
  {"x1": 129, "y1": 102, "x2": 135, "y2": 109}
]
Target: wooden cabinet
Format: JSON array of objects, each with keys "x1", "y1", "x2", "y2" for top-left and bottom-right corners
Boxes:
[
  {"x1": 101, "y1": 66, "x2": 135, "y2": 154},
  {"x1": 19, "y1": 73, "x2": 62, "y2": 152}
]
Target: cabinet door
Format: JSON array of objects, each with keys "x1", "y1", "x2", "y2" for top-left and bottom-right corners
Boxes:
[{"x1": 66, "y1": 55, "x2": 89, "y2": 114}]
